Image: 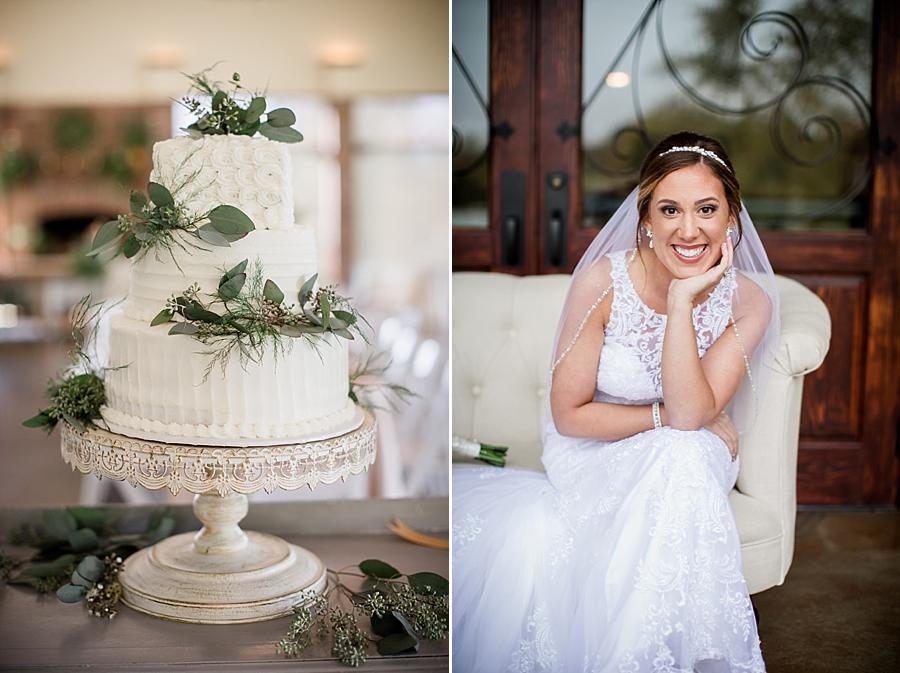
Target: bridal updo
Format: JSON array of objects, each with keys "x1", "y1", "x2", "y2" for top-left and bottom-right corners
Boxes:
[{"x1": 636, "y1": 131, "x2": 744, "y2": 247}]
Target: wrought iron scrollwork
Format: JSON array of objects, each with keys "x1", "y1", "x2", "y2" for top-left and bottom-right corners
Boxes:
[{"x1": 453, "y1": 46, "x2": 492, "y2": 178}]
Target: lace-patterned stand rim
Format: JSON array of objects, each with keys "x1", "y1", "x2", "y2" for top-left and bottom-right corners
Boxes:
[{"x1": 59, "y1": 411, "x2": 377, "y2": 624}]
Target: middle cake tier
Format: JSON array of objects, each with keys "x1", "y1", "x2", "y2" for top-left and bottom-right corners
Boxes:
[
  {"x1": 125, "y1": 226, "x2": 317, "y2": 322},
  {"x1": 103, "y1": 311, "x2": 361, "y2": 446}
]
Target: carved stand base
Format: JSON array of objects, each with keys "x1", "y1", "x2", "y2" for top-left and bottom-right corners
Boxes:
[
  {"x1": 122, "y1": 493, "x2": 326, "y2": 624},
  {"x1": 60, "y1": 411, "x2": 377, "y2": 624}
]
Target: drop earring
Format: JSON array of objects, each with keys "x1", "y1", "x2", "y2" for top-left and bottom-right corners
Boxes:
[{"x1": 646, "y1": 227, "x2": 654, "y2": 249}]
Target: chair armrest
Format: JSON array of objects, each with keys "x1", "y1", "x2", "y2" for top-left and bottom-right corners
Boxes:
[{"x1": 772, "y1": 276, "x2": 831, "y2": 377}]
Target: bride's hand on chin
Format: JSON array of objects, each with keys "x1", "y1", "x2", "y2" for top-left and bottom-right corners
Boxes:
[{"x1": 668, "y1": 238, "x2": 733, "y2": 307}]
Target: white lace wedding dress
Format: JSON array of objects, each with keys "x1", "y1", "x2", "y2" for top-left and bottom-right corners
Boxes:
[{"x1": 452, "y1": 250, "x2": 767, "y2": 673}]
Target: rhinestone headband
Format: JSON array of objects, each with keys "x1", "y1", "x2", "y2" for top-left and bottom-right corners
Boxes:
[{"x1": 658, "y1": 145, "x2": 730, "y2": 171}]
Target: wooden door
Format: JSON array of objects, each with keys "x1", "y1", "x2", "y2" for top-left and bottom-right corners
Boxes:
[{"x1": 452, "y1": 0, "x2": 900, "y2": 506}]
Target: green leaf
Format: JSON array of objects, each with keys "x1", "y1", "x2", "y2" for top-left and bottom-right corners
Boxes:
[
  {"x1": 407, "y1": 571, "x2": 449, "y2": 596},
  {"x1": 147, "y1": 181, "x2": 174, "y2": 207},
  {"x1": 68, "y1": 507, "x2": 111, "y2": 535},
  {"x1": 208, "y1": 205, "x2": 255, "y2": 235},
  {"x1": 70, "y1": 569, "x2": 93, "y2": 587},
  {"x1": 298, "y1": 274, "x2": 318, "y2": 304},
  {"x1": 376, "y1": 632, "x2": 419, "y2": 656},
  {"x1": 21, "y1": 554, "x2": 78, "y2": 578},
  {"x1": 42, "y1": 510, "x2": 77, "y2": 541},
  {"x1": 145, "y1": 515, "x2": 176, "y2": 545},
  {"x1": 211, "y1": 90, "x2": 227, "y2": 110},
  {"x1": 370, "y1": 610, "x2": 415, "y2": 637},
  {"x1": 332, "y1": 309, "x2": 357, "y2": 326},
  {"x1": 218, "y1": 273, "x2": 246, "y2": 300},
  {"x1": 76, "y1": 555, "x2": 105, "y2": 582},
  {"x1": 122, "y1": 235, "x2": 141, "y2": 258},
  {"x1": 319, "y1": 295, "x2": 331, "y2": 329},
  {"x1": 131, "y1": 221, "x2": 150, "y2": 241},
  {"x1": 245, "y1": 97, "x2": 266, "y2": 124},
  {"x1": 150, "y1": 309, "x2": 174, "y2": 327},
  {"x1": 220, "y1": 259, "x2": 249, "y2": 286},
  {"x1": 130, "y1": 190, "x2": 148, "y2": 214},
  {"x1": 263, "y1": 279, "x2": 284, "y2": 304},
  {"x1": 169, "y1": 322, "x2": 199, "y2": 336},
  {"x1": 258, "y1": 122, "x2": 304, "y2": 143},
  {"x1": 334, "y1": 328, "x2": 354, "y2": 340},
  {"x1": 22, "y1": 410, "x2": 53, "y2": 429},
  {"x1": 68, "y1": 527, "x2": 99, "y2": 552},
  {"x1": 265, "y1": 107, "x2": 296, "y2": 128},
  {"x1": 197, "y1": 224, "x2": 232, "y2": 247},
  {"x1": 183, "y1": 305, "x2": 221, "y2": 323},
  {"x1": 56, "y1": 583, "x2": 86, "y2": 603},
  {"x1": 279, "y1": 324, "x2": 325, "y2": 337},
  {"x1": 90, "y1": 220, "x2": 121, "y2": 252},
  {"x1": 359, "y1": 559, "x2": 402, "y2": 580},
  {"x1": 303, "y1": 308, "x2": 323, "y2": 326}
]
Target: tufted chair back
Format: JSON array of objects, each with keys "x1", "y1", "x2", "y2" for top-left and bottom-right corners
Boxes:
[{"x1": 452, "y1": 271, "x2": 831, "y2": 593}]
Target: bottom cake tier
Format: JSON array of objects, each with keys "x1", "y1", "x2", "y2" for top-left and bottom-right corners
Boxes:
[{"x1": 102, "y1": 311, "x2": 360, "y2": 446}]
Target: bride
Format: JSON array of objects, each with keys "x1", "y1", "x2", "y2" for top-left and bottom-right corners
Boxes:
[{"x1": 452, "y1": 131, "x2": 778, "y2": 673}]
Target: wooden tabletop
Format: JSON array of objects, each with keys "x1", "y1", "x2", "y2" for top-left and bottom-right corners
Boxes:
[{"x1": 0, "y1": 497, "x2": 449, "y2": 672}]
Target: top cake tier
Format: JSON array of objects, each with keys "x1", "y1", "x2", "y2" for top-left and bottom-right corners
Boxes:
[{"x1": 150, "y1": 135, "x2": 293, "y2": 230}]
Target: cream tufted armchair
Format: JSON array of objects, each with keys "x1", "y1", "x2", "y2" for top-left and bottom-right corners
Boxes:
[{"x1": 452, "y1": 272, "x2": 830, "y2": 594}]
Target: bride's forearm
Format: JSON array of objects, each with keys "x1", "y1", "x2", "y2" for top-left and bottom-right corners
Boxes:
[
  {"x1": 661, "y1": 295, "x2": 717, "y2": 429},
  {"x1": 554, "y1": 400, "x2": 670, "y2": 441}
]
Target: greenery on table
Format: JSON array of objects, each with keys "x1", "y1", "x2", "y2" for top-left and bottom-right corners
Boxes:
[
  {"x1": 1, "y1": 507, "x2": 177, "y2": 619},
  {"x1": 86, "y1": 180, "x2": 255, "y2": 266},
  {"x1": 152, "y1": 259, "x2": 368, "y2": 378},
  {"x1": 22, "y1": 295, "x2": 116, "y2": 434},
  {"x1": 278, "y1": 559, "x2": 449, "y2": 667},
  {"x1": 179, "y1": 67, "x2": 304, "y2": 143}
]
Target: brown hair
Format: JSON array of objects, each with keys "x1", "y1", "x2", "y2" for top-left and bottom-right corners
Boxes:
[{"x1": 636, "y1": 131, "x2": 743, "y2": 247}]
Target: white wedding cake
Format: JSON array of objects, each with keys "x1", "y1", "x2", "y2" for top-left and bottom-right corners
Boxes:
[{"x1": 102, "y1": 134, "x2": 362, "y2": 446}]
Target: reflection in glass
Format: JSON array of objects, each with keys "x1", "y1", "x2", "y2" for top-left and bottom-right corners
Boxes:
[
  {"x1": 452, "y1": 0, "x2": 489, "y2": 229},
  {"x1": 581, "y1": 0, "x2": 872, "y2": 231}
]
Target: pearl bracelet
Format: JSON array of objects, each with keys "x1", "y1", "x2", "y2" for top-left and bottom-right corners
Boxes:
[{"x1": 652, "y1": 401, "x2": 662, "y2": 429}]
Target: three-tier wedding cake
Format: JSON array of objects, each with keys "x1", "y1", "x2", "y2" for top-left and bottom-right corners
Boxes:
[{"x1": 101, "y1": 133, "x2": 362, "y2": 446}]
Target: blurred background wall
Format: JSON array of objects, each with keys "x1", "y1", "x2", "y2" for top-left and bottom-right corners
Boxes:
[{"x1": 0, "y1": 0, "x2": 449, "y2": 506}]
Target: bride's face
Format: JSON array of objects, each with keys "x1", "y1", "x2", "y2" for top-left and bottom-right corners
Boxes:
[{"x1": 644, "y1": 163, "x2": 734, "y2": 278}]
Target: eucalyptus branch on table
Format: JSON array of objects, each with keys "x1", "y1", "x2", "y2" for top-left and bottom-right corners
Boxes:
[
  {"x1": 1, "y1": 507, "x2": 176, "y2": 618},
  {"x1": 151, "y1": 259, "x2": 369, "y2": 379},
  {"x1": 348, "y1": 350, "x2": 418, "y2": 412},
  {"x1": 22, "y1": 295, "x2": 117, "y2": 434},
  {"x1": 86, "y1": 180, "x2": 255, "y2": 266},
  {"x1": 278, "y1": 559, "x2": 449, "y2": 667},
  {"x1": 179, "y1": 67, "x2": 304, "y2": 143}
]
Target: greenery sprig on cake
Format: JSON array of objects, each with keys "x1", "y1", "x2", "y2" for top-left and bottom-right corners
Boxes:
[
  {"x1": 22, "y1": 296, "x2": 116, "y2": 434},
  {"x1": 180, "y1": 67, "x2": 304, "y2": 143},
  {"x1": 151, "y1": 259, "x2": 367, "y2": 377},
  {"x1": 86, "y1": 181, "x2": 255, "y2": 265}
]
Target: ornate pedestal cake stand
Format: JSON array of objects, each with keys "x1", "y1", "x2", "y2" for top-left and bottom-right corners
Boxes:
[{"x1": 60, "y1": 411, "x2": 377, "y2": 624}]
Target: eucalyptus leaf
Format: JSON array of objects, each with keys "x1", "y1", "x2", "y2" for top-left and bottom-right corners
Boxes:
[
  {"x1": 76, "y1": 555, "x2": 105, "y2": 582},
  {"x1": 169, "y1": 322, "x2": 199, "y2": 336},
  {"x1": 218, "y1": 273, "x2": 246, "y2": 300},
  {"x1": 245, "y1": 96, "x2": 266, "y2": 124},
  {"x1": 183, "y1": 305, "x2": 221, "y2": 323},
  {"x1": 184, "y1": 126, "x2": 203, "y2": 139},
  {"x1": 208, "y1": 205, "x2": 255, "y2": 235},
  {"x1": 68, "y1": 527, "x2": 99, "y2": 552},
  {"x1": 265, "y1": 107, "x2": 296, "y2": 128},
  {"x1": 298, "y1": 274, "x2": 318, "y2": 304},
  {"x1": 70, "y1": 569, "x2": 93, "y2": 587},
  {"x1": 211, "y1": 90, "x2": 226, "y2": 110},
  {"x1": 90, "y1": 220, "x2": 121, "y2": 252},
  {"x1": 22, "y1": 411, "x2": 53, "y2": 429},
  {"x1": 303, "y1": 308, "x2": 322, "y2": 326},
  {"x1": 21, "y1": 554, "x2": 78, "y2": 578},
  {"x1": 220, "y1": 259, "x2": 249, "y2": 286},
  {"x1": 328, "y1": 315, "x2": 349, "y2": 330},
  {"x1": 122, "y1": 235, "x2": 141, "y2": 258},
  {"x1": 407, "y1": 571, "x2": 449, "y2": 596},
  {"x1": 332, "y1": 309, "x2": 357, "y2": 325},
  {"x1": 197, "y1": 224, "x2": 232, "y2": 247},
  {"x1": 370, "y1": 610, "x2": 412, "y2": 637},
  {"x1": 56, "y1": 583, "x2": 87, "y2": 603},
  {"x1": 130, "y1": 190, "x2": 148, "y2": 214},
  {"x1": 68, "y1": 507, "x2": 111, "y2": 535},
  {"x1": 319, "y1": 295, "x2": 331, "y2": 329},
  {"x1": 147, "y1": 182, "x2": 174, "y2": 208},
  {"x1": 279, "y1": 324, "x2": 325, "y2": 336},
  {"x1": 359, "y1": 559, "x2": 402, "y2": 580},
  {"x1": 150, "y1": 309, "x2": 174, "y2": 327},
  {"x1": 376, "y1": 632, "x2": 419, "y2": 656},
  {"x1": 42, "y1": 510, "x2": 77, "y2": 541},
  {"x1": 131, "y1": 221, "x2": 150, "y2": 242},
  {"x1": 258, "y1": 122, "x2": 303, "y2": 143},
  {"x1": 334, "y1": 328, "x2": 354, "y2": 340},
  {"x1": 263, "y1": 279, "x2": 284, "y2": 304}
]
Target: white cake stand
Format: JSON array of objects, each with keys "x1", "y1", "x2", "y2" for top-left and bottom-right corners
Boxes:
[{"x1": 60, "y1": 410, "x2": 377, "y2": 624}]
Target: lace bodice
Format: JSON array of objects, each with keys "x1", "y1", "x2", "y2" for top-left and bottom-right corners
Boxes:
[{"x1": 596, "y1": 249, "x2": 736, "y2": 405}]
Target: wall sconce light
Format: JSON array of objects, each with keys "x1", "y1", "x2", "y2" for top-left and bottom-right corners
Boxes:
[{"x1": 317, "y1": 41, "x2": 364, "y2": 68}]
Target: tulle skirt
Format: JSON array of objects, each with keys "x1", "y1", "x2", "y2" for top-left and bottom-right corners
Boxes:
[{"x1": 452, "y1": 427, "x2": 767, "y2": 673}]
